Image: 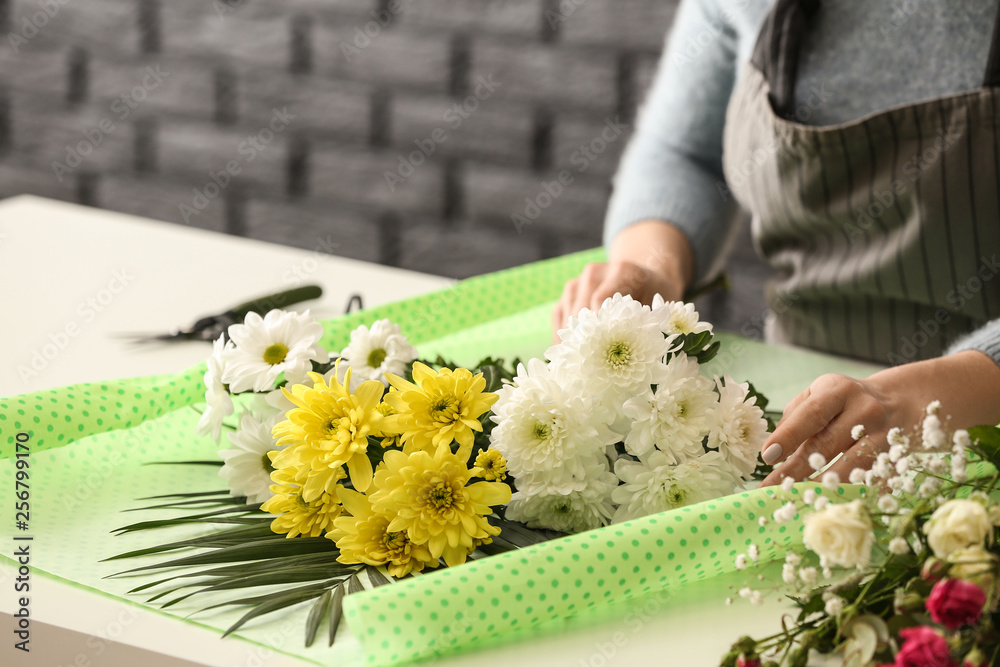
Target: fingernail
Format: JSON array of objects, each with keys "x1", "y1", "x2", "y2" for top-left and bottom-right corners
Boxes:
[{"x1": 762, "y1": 443, "x2": 783, "y2": 465}]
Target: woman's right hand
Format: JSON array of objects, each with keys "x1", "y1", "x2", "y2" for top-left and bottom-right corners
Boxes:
[{"x1": 552, "y1": 220, "x2": 695, "y2": 338}]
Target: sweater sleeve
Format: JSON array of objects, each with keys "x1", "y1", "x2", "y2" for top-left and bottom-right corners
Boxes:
[
  {"x1": 946, "y1": 318, "x2": 1000, "y2": 367},
  {"x1": 603, "y1": 0, "x2": 743, "y2": 285}
]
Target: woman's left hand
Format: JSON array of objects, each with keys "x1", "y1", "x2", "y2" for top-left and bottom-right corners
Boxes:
[{"x1": 759, "y1": 350, "x2": 1000, "y2": 486}]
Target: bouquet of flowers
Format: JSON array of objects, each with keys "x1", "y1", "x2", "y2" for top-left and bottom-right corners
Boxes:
[
  {"x1": 109, "y1": 294, "x2": 773, "y2": 645},
  {"x1": 724, "y1": 404, "x2": 1000, "y2": 667}
]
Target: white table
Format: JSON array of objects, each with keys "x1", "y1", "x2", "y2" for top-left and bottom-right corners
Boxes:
[{"x1": 0, "y1": 196, "x2": 802, "y2": 667}]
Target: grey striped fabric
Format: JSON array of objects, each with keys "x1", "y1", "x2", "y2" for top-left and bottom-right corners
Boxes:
[{"x1": 722, "y1": 43, "x2": 1000, "y2": 365}]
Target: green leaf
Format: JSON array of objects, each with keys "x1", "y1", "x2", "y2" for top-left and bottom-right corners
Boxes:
[
  {"x1": 103, "y1": 523, "x2": 278, "y2": 562},
  {"x1": 478, "y1": 365, "x2": 498, "y2": 394},
  {"x1": 194, "y1": 578, "x2": 351, "y2": 615},
  {"x1": 329, "y1": 583, "x2": 346, "y2": 646},
  {"x1": 136, "y1": 490, "x2": 232, "y2": 501},
  {"x1": 111, "y1": 537, "x2": 338, "y2": 576},
  {"x1": 306, "y1": 589, "x2": 332, "y2": 648},
  {"x1": 144, "y1": 460, "x2": 225, "y2": 467},
  {"x1": 347, "y1": 573, "x2": 364, "y2": 595},
  {"x1": 112, "y1": 505, "x2": 265, "y2": 534},
  {"x1": 968, "y1": 425, "x2": 1000, "y2": 469},
  {"x1": 222, "y1": 589, "x2": 327, "y2": 637},
  {"x1": 123, "y1": 496, "x2": 250, "y2": 512},
  {"x1": 366, "y1": 567, "x2": 392, "y2": 588}
]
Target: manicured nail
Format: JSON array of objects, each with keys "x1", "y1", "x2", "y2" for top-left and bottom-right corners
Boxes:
[{"x1": 762, "y1": 442, "x2": 783, "y2": 465}]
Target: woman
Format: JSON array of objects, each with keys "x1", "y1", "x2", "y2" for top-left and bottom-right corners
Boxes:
[{"x1": 554, "y1": 0, "x2": 1000, "y2": 485}]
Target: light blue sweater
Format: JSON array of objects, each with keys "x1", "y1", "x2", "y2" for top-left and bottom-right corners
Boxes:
[{"x1": 603, "y1": 0, "x2": 1000, "y2": 365}]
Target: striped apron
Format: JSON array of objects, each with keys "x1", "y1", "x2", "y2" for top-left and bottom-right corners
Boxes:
[{"x1": 722, "y1": 0, "x2": 1000, "y2": 365}]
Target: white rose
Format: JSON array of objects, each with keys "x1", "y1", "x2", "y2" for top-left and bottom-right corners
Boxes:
[
  {"x1": 802, "y1": 500, "x2": 875, "y2": 569},
  {"x1": 923, "y1": 499, "x2": 994, "y2": 558}
]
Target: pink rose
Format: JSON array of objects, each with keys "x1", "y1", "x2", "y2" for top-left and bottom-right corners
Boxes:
[
  {"x1": 736, "y1": 656, "x2": 761, "y2": 667},
  {"x1": 926, "y1": 578, "x2": 987, "y2": 629},
  {"x1": 892, "y1": 627, "x2": 956, "y2": 667}
]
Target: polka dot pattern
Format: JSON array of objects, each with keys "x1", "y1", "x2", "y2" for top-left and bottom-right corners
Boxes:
[
  {"x1": 343, "y1": 484, "x2": 860, "y2": 667},
  {"x1": 0, "y1": 249, "x2": 605, "y2": 459}
]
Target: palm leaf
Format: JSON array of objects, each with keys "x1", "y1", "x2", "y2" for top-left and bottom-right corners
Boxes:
[
  {"x1": 329, "y1": 582, "x2": 347, "y2": 646},
  {"x1": 305, "y1": 589, "x2": 332, "y2": 648}
]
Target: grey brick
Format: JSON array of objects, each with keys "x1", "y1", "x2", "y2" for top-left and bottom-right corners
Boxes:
[
  {"x1": 0, "y1": 45, "x2": 69, "y2": 95},
  {"x1": 314, "y1": 27, "x2": 450, "y2": 92},
  {"x1": 470, "y1": 39, "x2": 617, "y2": 111},
  {"x1": 155, "y1": 120, "x2": 289, "y2": 194},
  {"x1": 89, "y1": 56, "x2": 215, "y2": 121},
  {"x1": 245, "y1": 198, "x2": 382, "y2": 263},
  {"x1": 0, "y1": 158, "x2": 77, "y2": 201},
  {"x1": 160, "y1": 7, "x2": 292, "y2": 71},
  {"x1": 551, "y1": 113, "x2": 631, "y2": 178},
  {"x1": 390, "y1": 93, "x2": 534, "y2": 166},
  {"x1": 93, "y1": 173, "x2": 228, "y2": 231},
  {"x1": 399, "y1": 218, "x2": 542, "y2": 278},
  {"x1": 309, "y1": 142, "x2": 444, "y2": 215},
  {"x1": 9, "y1": 93, "x2": 135, "y2": 176},
  {"x1": 397, "y1": 0, "x2": 543, "y2": 36},
  {"x1": 557, "y1": 0, "x2": 675, "y2": 50},
  {"x1": 239, "y1": 71, "x2": 370, "y2": 138},
  {"x1": 9, "y1": 0, "x2": 142, "y2": 53},
  {"x1": 460, "y1": 162, "x2": 607, "y2": 238}
]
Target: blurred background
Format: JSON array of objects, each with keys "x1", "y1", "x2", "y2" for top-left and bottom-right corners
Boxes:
[{"x1": 0, "y1": 0, "x2": 768, "y2": 333}]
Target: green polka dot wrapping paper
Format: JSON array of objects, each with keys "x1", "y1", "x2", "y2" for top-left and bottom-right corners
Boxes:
[{"x1": 0, "y1": 248, "x2": 884, "y2": 666}]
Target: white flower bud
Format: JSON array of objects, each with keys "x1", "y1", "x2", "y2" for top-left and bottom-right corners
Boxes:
[
  {"x1": 808, "y1": 453, "x2": 827, "y2": 471},
  {"x1": 888, "y1": 537, "x2": 909, "y2": 555},
  {"x1": 822, "y1": 471, "x2": 840, "y2": 490},
  {"x1": 851, "y1": 424, "x2": 866, "y2": 440}
]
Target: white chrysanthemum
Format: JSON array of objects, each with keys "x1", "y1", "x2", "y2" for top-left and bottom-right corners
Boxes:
[
  {"x1": 218, "y1": 411, "x2": 281, "y2": 504},
  {"x1": 222, "y1": 310, "x2": 329, "y2": 393},
  {"x1": 197, "y1": 335, "x2": 236, "y2": 442},
  {"x1": 611, "y1": 450, "x2": 740, "y2": 523},
  {"x1": 707, "y1": 377, "x2": 768, "y2": 479},
  {"x1": 547, "y1": 293, "x2": 673, "y2": 413},
  {"x1": 513, "y1": 454, "x2": 615, "y2": 497},
  {"x1": 505, "y1": 468, "x2": 618, "y2": 533},
  {"x1": 490, "y1": 359, "x2": 618, "y2": 492},
  {"x1": 622, "y1": 353, "x2": 716, "y2": 461},
  {"x1": 650, "y1": 294, "x2": 712, "y2": 336},
  {"x1": 337, "y1": 319, "x2": 417, "y2": 389}
]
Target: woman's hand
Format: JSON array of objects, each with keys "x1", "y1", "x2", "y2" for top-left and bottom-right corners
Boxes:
[
  {"x1": 760, "y1": 350, "x2": 1000, "y2": 486},
  {"x1": 553, "y1": 220, "x2": 694, "y2": 337}
]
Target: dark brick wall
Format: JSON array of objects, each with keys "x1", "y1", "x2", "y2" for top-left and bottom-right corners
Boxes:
[{"x1": 0, "y1": 0, "x2": 770, "y2": 333}]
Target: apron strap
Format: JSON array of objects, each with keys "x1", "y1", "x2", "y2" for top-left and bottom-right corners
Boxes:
[
  {"x1": 984, "y1": 2, "x2": 1000, "y2": 87},
  {"x1": 749, "y1": 0, "x2": 819, "y2": 119}
]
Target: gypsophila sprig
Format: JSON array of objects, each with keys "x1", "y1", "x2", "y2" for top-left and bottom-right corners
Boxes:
[{"x1": 725, "y1": 401, "x2": 1000, "y2": 667}]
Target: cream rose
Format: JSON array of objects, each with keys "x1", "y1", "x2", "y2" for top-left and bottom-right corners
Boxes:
[
  {"x1": 923, "y1": 499, "x2": 993, "y2": 558},
  {"x1": 803, "y1": 500, "x2": 875, "y2": 569}
]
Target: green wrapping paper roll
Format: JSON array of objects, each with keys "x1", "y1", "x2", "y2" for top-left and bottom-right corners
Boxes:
[
  {"x1": 0, "y1": 249, "x2": 604, "y2": 459},
  {"x1": 342, "y1": 483, "x2": 862, "y2": 667}
]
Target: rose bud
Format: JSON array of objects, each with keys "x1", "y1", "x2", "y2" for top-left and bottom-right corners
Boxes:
[
  {"x1": 894, "y1": 588, "x2": 925, "y2": 615},
  {"x1": 737, "y1": 654, "x2": 761, "y2": 667},
  {"x1": 921, "y1": 557, "x2": 949, "y2": 582},
  {"x1": 963, "y1": 648, "x2": 987, "y2": 667}
]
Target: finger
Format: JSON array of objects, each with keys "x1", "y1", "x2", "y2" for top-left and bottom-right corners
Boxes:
[
  {"x1": 571, "y1": 264, "x2": 605, "y2": 318},
  {"x1": 826, "y1": 438, "x2": 881, "y2": 484},
  {"x1": 552, "y1": 281, "x2": 579, "y2": 341},
  {"x1": 761, "y1": 385, "x2": 849, "y2": 469},
  {"x1": 770, "y1": 411, "x2": 859, "y2": 484}
]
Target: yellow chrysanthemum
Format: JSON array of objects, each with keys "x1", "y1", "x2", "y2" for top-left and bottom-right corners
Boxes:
[
  {"x1": 375, "y1": 400, "x2": 401, "y2": 449},
  {"x1": 271, "y1": 368, "x2": 384, "y2": 495},
  {"x1": 328, "y1": 488, "x2": 438, "y2": 578},
  {"x1": 474, "y1": 449, "x2": 508, "y2": 481},
  {"x1": 382, "y1": 362, "x2": 498, "y2": 459},
  {"x1": 261, "y1": 467, "x2": 345, "y2": 538},
  {"x1": 369, "y1": 445, "x2": 511, "y2": 567}
]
